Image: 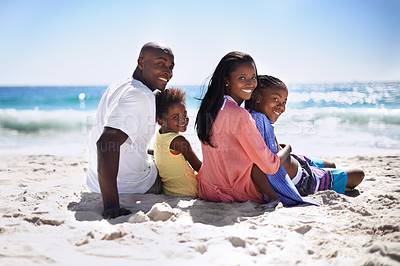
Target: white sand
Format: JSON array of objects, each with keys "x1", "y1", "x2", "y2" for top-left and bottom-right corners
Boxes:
[{"x1": 0, "y1": 154, "x2": 399, "y2": 265}]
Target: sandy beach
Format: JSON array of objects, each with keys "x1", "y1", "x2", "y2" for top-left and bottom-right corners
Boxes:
[{"x1": 0, "y1": 154, "x2": 399, "y2": 265}]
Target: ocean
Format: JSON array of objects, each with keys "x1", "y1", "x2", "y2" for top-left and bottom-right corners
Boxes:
[{"x1": 1, "y1": 81, "x2": 399, "y2": 157}]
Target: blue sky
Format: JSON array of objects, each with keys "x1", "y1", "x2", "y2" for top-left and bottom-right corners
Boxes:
[{"x1": 0, "y1": 0, "x2": 399, "y2": 85}]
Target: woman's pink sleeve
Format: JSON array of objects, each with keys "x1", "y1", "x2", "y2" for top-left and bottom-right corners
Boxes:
[{"x1": 237, "y1": 113, "x2": 280, "y2": 174}]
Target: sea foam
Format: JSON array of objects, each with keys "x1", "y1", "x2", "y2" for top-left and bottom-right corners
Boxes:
[{"x1": 0, "y1": 109, "x2": 96, "y2": 134}]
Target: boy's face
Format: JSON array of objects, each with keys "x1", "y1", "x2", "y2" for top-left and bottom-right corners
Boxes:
[
  {"x1": 139, "y1": 48, "x2": 175, "y2": 91},
  {"x1": 158, "y1": 102, "x2": 188, "y2": 133},
  {"x1": 255, "y1": 86, "x2": 288, "y2": 122}
]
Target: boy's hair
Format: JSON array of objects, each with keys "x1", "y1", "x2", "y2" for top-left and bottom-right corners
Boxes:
[
  {"x1": 245, "y1": 75, "x2": 287, "y2": 111},
  {"x1": 155, "y1": 87, "x2": 186, "y2": 120}
]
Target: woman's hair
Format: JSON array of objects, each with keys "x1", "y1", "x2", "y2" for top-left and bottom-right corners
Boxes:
[
  {"x1": 245, "y1": 75, "x2": 287, "y2": 111},
  {"x1": 195, "y1": 51, "x2": 256, "y2": 147},
  {"x1": 155, "y1": 87, "x2": 186, "y2": 120}
]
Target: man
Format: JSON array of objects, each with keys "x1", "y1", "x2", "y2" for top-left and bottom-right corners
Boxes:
[{"x1": 86, "y1": 42, "x2": 175, "y2": 219}]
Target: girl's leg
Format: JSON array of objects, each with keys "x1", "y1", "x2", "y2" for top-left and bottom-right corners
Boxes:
[
  {"x1": 251, "y1": 164, "x2": 279, "y2": 202},
  {"x1": 346, "y1": 168, "x2": 364, "y2": 189}
]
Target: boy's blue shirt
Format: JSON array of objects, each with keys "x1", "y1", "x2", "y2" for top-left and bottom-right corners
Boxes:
[{"x1": 249, "y1": 110, "x2": 317, "y2": 206}]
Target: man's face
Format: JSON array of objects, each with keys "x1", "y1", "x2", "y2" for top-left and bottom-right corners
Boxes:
[{"x1": 139, "y1": 49, "x2": 174, "y2": 91}]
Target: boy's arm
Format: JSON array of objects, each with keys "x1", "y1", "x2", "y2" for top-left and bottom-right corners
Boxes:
[
  {"x1": 97, "y1": 127, "x2": 132, "y2": 219},
  {"x1": 276, "y1": 144, "x2": 291, "y2": 167},
  {"x1": 170, "y1": 136, "x2": 202, "y2": 172},
  {"x1": 276, "y1": 142, "x2": 298, "y2": 179},
  {"x1": 275, "y1": 136, "x2": 282, "y2": 151},
  {"x1": 274, "y1": 135, "x2": 292, "y2": 167}
]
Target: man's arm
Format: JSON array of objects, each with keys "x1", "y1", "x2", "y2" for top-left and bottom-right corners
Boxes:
[{"x1": 97, "y1": 126, "x2": 132, "y2": 219}]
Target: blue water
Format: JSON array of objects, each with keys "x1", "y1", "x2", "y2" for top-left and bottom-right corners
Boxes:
[
  {"x1": 0, "y1": 82, "x2": 399, "y2": 155},
  {"x1": 0, "y1": 86, "x2": 106, "y2": 111}
]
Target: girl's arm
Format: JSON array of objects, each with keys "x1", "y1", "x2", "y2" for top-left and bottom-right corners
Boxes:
[{"x1": 170, "y1": 136, "x2": 202, "y2": 171}]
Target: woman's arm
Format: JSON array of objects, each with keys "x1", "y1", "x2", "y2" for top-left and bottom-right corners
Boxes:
[
  {"x1": 251, "y1": 164, "x2": 279, "y2": 202},
  {"x1": 170, "y1": 136, "x2": 202, "y2": 171},
  {"x1": 238, "y1": 115, "x2": 281, "y2": 175}
]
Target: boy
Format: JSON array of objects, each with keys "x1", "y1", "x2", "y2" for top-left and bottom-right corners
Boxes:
[{"x1": 246, "y1": 75, "x2": 364, "y2": 197}]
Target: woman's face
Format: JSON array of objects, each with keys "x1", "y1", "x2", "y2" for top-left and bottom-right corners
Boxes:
[{"x1": 225, "y1": 61, "x2": 257, "y2": 105}]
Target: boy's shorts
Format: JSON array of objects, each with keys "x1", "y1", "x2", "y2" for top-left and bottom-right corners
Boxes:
[
  {"x1": 308, "y1": 157, "x2": 325, "y2": 168},
  {"x1": 307, "y1": 157, "x2": 348, "y2": 194},
  {"x1": 326, "y1": 168, "x2": 348, "y2": 194}
]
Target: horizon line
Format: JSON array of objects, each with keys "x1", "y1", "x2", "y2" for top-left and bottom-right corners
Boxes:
[{"x1": 1, "y1": 79, "x2": 400, "y2": 87}]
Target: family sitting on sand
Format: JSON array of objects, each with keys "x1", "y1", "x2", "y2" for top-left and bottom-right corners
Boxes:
[{"x1": 86, "y1": 42, "x2": 364, "y2": 219}]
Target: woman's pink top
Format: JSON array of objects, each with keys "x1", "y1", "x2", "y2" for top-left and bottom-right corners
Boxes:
[{"x1": 197, "y1": 99, "x2": 280, "y2": 203}]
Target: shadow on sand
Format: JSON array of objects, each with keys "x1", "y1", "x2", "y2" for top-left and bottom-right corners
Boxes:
[
  {"x1": 345, "y1": 188, "x2": 361, "y2": 197},
  {"x1": 67, "y1": 192, "x2": 280, "y2": 226}
]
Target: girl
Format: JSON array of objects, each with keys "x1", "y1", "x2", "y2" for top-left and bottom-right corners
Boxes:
[
  {"x1": 246, "y1": 75, "x2": 364, "y2": 196},
  {"x1": 195, "y1": 52, "x2": 291, "y2": 203},
  {"x1": 154, "y1": 88, "x2": 201, "y2": 196}
]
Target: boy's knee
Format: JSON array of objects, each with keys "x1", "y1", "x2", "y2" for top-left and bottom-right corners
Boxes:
[
  {"x1": 347, "y1": 169, "x2": 364, "y2": 188},
  {"x1": 323, "y1": 161, "x2": 336, "y2": 168},
  {"x1": 359, "y1": 170, "x2": 365, "y2": 183},
  {"x1": 354, "y1": 169, "x2": 365, "y2": 181}
]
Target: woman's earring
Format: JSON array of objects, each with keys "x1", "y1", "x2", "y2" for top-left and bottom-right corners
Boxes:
[{"x1": 225, "y1": 84, "x2": 228, "y2": 87}]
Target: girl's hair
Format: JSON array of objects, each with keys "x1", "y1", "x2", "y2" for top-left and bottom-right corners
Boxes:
[
  {"x1": 195, "y1": 51, "x2": 257, "y2": 147},
  {"x1": 155, "y1": 87, "x2": 186, "y2": 120},
  {"x1": 245, "y1": 75, "x2": 287, "y2": 111}
]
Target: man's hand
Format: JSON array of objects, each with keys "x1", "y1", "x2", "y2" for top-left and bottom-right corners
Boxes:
[
  {"x1": 97, "y1": 127, "x2": 128, "y2": 219},
  {"x1": 102, "y1": 207, "x2": 132, "y2": 219}
]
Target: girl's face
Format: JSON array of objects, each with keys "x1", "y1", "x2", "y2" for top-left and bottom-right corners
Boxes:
[
  {"x1": 225, "y1": 61, "x2": 257, "y2": 105},
  {"x1": 158, "y1": 102, "x2": 189, "y2": 133},
  {"x1": 255, "y1": 86, "x2": 288, "y2": 122}
]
